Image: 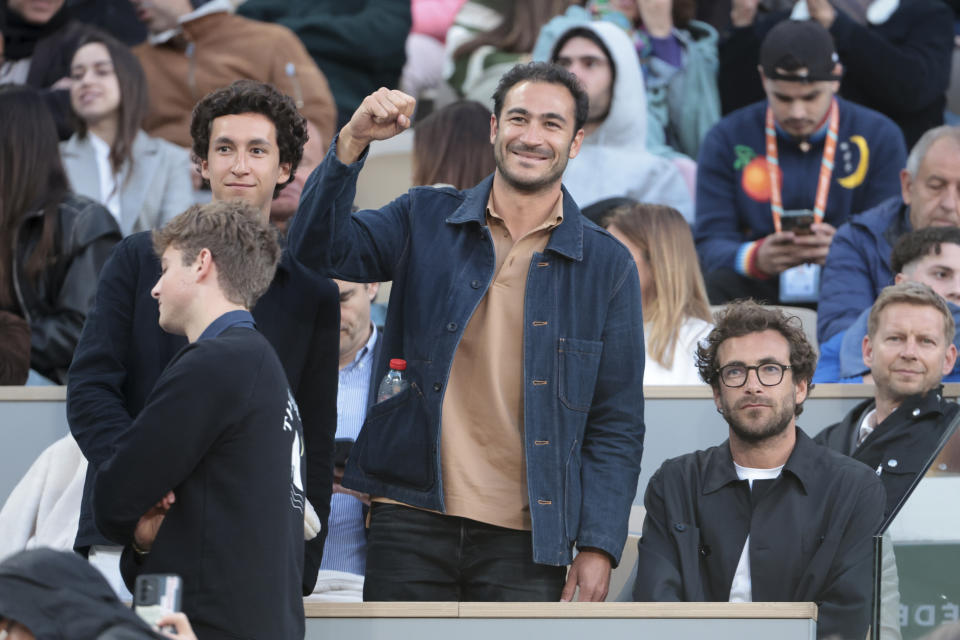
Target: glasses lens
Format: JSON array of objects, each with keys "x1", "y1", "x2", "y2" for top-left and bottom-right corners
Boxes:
[
  {"x1": 757, "y1": 364, "x2": 784, "y2": 386},
  {"x1": 721, "y1": 365, "x2": 746, "y2": 387}
]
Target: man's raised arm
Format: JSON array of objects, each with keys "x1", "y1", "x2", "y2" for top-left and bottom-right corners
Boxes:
[{"x1": 286, "y1": 89, "x2": 418, "y2": 283}]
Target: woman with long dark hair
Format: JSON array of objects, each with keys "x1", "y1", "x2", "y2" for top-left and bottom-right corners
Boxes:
[
  {"x1": 0, "y1": 84, "x2": 120, "y2": 383},
  {"x1": 60, "y1": 30, "x2": 192, "y2": 235}
]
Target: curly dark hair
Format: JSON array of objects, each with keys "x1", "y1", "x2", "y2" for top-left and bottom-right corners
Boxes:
[
  {"x1": 189, "y1": 80, "x2": 307, "y2": 198},
  {"x1": 696, "y1": 300, "x2": 817, "y2": 414},
  {"x1": 492, "y1": 62, "x2": 589, "y2": 132},
  {"x1": 891, "y1": 226, "x2": 960, "y2": 274}
]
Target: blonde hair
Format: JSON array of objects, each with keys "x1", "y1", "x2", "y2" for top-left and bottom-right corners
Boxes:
[
  {"x1": 153, "y1": 201, "x2": 280, "y2": 309},
  {"x1": 607, "y1": 204, "x2": 712, "y2": 368},
  {"x1": 868, "y1": 281, "x2": 955, "y2": 343}
]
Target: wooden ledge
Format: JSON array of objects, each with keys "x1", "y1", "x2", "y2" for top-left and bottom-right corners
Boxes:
[
  {"x1": 0, "y1": 386, "x2": 66, "y2": 401},
  {"x1": 305, "y1": 601, "x2": 817, "y2": 620}
]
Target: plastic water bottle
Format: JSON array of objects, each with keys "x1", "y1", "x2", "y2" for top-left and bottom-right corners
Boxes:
[{"x1": 377, "y1": 358, "x2": 409, "y2": 402}]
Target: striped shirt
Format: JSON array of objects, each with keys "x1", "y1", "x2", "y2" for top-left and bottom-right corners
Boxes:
[{"x1": 320, "y1": 325, "x2": 377, "y2": 575}]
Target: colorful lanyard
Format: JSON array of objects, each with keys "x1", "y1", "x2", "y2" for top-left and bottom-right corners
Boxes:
[{"x1": 765, "y1": 98, "x2": 839, "y2": 233}]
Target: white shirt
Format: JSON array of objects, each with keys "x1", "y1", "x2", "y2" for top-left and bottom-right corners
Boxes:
[
  {"x1": 857, "y1": 407, "x2": 878, "y2": 447},
  {"x1": 728, "y1": 462, "x2": 785, "y2": 603},
  {"x1": 88, "y1": 133, "x2": 122, "y2": 224},
  {"x1": 643, "y1": 317, "x2": 713, "y2": 385}
]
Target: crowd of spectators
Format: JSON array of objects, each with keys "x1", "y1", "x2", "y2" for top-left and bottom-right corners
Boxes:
[{"x1": 3, "y1": 0, "x2": 960, "y2": 637}]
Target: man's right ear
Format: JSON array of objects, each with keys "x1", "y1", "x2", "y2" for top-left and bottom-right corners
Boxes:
[
  {"x1": 862, "y1": 334, "x2": 874, "y2": 370},
  {"x1": 489, "y1": 113, "x2": 498, "y2": 144}
]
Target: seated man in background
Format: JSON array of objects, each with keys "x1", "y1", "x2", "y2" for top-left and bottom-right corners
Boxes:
[
  {"x1": 816, "y1": 282, "x2": 959, "y2": 518},
  {"x1": 633, "y1": 300, "x2": 885, "y2": 640},
  {"x1": 130, "y1": 0, "x2": 336, "y2": 149},
  {"x1": 93, "y1": 200, "x2": 305, "y2": 639},
  {"x1": 68, "y1": 80, "x2": 339, "y2": 599},
  {"x1": 818, "y1": 125, "x2": 960, "y2": 345},
  {"x1": 815, "y1": 226, "x2": 960, "y2": 381},
  {"x1": 312, "y1": 278, "x2": 381, "y2": 600},
  {"x1": 695, "y1": 19, "x2": 905, "y2": 305}
]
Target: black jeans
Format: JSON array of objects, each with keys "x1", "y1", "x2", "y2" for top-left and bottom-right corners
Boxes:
[{"x1": 363, "y1": 503, "x2": 566, "y2": 601}]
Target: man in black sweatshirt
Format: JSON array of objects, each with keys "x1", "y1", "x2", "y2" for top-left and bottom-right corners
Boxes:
[{"x1": 93, "y1": 200, "x2": 305, "y2": 639}]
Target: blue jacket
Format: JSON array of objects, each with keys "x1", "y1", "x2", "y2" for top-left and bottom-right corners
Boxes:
[
  {"x1": 694, "y1": 97, "x2": 905, "y2": 276},
  {"x1": 288, "y1": 142, "x2": 647, "y2": 567},
  {"x1": 817, "y1": 196, "x2": 908, "y2": 343},
  {"x1": 66, "y1": 231, "x2": 340, "y2": 595}
]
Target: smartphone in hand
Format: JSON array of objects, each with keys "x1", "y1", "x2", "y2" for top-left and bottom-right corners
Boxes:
[{"x1": 134, "y1": 574, "x2": 182, "y2": 633}]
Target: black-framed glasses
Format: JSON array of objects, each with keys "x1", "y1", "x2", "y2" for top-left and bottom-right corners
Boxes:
[{"x1": 718, "y1": 363, "x2": 791, "y2": 388}]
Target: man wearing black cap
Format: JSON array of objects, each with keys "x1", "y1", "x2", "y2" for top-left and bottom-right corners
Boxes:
[{"x1": 694, "y1": 19, "x2": 906, "y2": 305}]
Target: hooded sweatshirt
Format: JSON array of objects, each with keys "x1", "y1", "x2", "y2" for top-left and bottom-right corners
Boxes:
[
  {"x1": 0, "y1": 548, "x2": 159, "y2": 639},
  {"x1": 536, "y1": 21, "x2": 693, "y2": 220}
]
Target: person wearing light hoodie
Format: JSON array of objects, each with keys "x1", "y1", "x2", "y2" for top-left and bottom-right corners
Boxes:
[{"x1": 538, "y1": 21, "x2": 693, "y2": 222}]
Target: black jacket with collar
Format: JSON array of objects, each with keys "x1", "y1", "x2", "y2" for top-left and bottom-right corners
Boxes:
[
  {"x1": 815, "y1": 386, "x2": 958, "y2": 519},
  {"x1": 633, "y1": 428, "x2": 885, "y2": 640}
]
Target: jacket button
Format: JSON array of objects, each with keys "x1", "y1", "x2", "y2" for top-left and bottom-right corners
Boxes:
[
  {"x1": 470, "y1": 280, "x2": 481, "y2": 289},
  {"x1": 887, "y1": 459, "x2": 898, "y2": 468},
  {"x1": 446, "y1": 322, "x2": 457, "y2": 332},
  {"x1": 912, "y1": 408, "x2": 921, "y2": 417},
  {"x1": 433, "y1": 382, "x2": 442, "y2": 392},
  {"x1": 674, "y1": 523, "x2": 687, "y2": 532}
]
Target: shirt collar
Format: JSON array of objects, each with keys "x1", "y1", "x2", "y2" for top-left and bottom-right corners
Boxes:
[
  {"x1": 444, "y1": 175, "x2": 586, "y2": 262},
  {"x1": 197, "y1": 309, "x2": 256, "y2": 341},
  {"x1": 703, "y1": 427, "x2": 816, "y2": 496},
  {"x1": 350, "y1": 324, "x2": 378, "y2": 367}
]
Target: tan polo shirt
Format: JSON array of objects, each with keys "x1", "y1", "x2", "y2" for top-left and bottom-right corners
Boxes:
[{"x1": 437, "y1": 193, "x2": 564, "y2": 531}]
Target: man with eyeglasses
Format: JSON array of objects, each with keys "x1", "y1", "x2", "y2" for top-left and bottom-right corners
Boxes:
[{"x1": 632, "y1": 300, "x2": 885, "y2": 640}]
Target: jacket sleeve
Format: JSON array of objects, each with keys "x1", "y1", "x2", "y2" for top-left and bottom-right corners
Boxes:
[
  {"x1": 575, "y1": 256, "x2": 645, "y2": 565},
  {"x1": 632, "y1": 467, "x2": 685, "y2": 601},
  {"x1": 838, "y1": 308, "x2": 872, "y2": 379},
  {"x1": 266, "y1": 25, "x2": 338, "y2": 148},
  {"x1": 817, "y1": 222, "x2": 881, "y2": 343},
  {"x1": 297, "y1": 274, "x2": 340, "y2": 594},
  {"x1": 693, "y1": 123, "x2": 748, "y2": 274},
  {"x1": 91, "y1": 344, "x2": 240, "y2": 545},
  {"x1": 830, "y1": 4, "x2": 953, "y2": 115},
  {"x1": 67, "y1": 237, "x2": 140, "y2": 467},
  {"x1": 286, "y1": 137, "x2": 414, "y2": 283},
  {"x1": 240, "y1": 0, "x2": 411, "y2": 76},
  {"x1": 813, "y1": 472, "x2": 885, "y2": 640},
  {"x1": 30, "y1": 203, "x2": 121, "y2": 382}
]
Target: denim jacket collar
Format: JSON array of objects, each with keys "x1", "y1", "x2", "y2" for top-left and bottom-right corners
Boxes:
[{"x1": 444, "y1": 175, "x2": 585, "y2": 262}]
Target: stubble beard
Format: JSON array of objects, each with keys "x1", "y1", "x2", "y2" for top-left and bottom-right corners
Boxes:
[
  {"x1": 494, "y1": 140, "x2": 570, "y2": 194},
  {"x1": 724, "y1": 397, "x2": 795, "y2": 445}
]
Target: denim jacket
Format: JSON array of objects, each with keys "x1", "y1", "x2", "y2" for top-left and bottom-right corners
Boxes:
[{"x1": 288, "y1": 141, "x2": 646, "y2": 566}]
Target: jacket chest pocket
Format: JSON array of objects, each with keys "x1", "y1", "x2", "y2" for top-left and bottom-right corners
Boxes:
[{"x1": 558, "y1": 338, "x2": 604, "y2": 413}]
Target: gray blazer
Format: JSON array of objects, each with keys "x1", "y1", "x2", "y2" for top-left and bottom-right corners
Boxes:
[{"x1": 60, "y1": 130, "x2": 193, "y2": 236}]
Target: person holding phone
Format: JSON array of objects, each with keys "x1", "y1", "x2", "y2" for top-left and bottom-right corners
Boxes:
[{"x1": 694, "y1": 19, "x2": 906, "y2": 305}]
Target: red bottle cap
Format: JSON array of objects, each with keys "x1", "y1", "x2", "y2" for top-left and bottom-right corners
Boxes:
[{"x1": 389, "y1": 358, "x2": 407, "y2": 371}]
